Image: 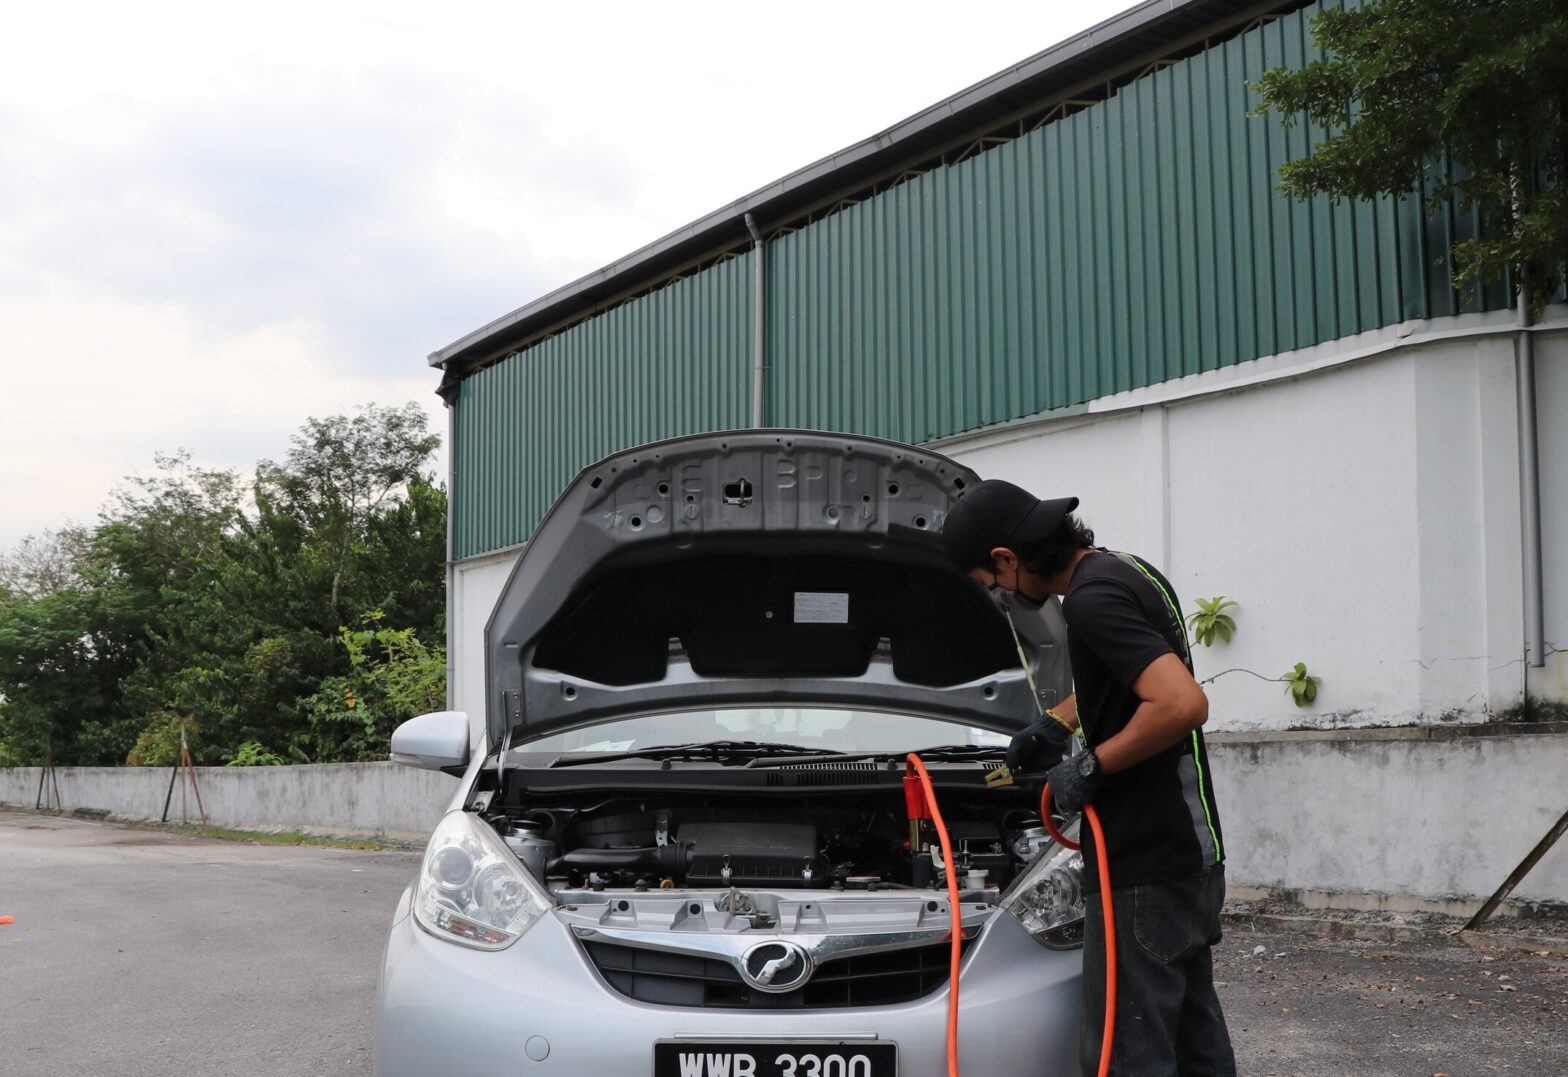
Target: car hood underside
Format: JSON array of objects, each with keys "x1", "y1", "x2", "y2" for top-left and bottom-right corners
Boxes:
[{"x1": 483, "y1": 430, "x2": 1035, "y2": 747}]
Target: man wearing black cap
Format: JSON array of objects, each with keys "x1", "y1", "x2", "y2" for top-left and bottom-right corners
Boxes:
[{"x1": 943, "y1": 479, "x2": 1234, "y2": 1077}]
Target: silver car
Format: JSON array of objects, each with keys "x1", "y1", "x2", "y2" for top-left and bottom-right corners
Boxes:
[{"x1": 374, "y1": 431, "x2": 1085, "y2": 1076}]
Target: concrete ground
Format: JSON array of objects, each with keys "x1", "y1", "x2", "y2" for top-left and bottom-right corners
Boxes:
[
  {"x1": 0, "y1": 809, "x2": 418, "y2": 1076},
  {"x1": 2, "y1": 809, "x2": 1565, "y2": 1076},
  {"x1": 1213, "y1": 925, "x2": 1567, "y2": 1076}
]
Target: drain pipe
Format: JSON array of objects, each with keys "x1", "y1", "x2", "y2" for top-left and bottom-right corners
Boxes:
[
  {"x1": 1517, "y1": 287, "x2": 1546, "y2": 668},
  {"x1": 745, "y1": 212, "x2": 766, "y2": 427}
]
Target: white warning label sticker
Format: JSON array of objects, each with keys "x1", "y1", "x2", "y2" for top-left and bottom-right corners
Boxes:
[{"x1": 794, "y1": 591, "x2": 850, "y2": 624}]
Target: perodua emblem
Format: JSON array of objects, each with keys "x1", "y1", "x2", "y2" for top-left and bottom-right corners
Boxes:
[{"x1": 739, "y1": 940, "x2": 812, "y2": 993}]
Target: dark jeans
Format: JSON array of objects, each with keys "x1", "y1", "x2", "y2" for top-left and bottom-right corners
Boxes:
[{"x1": 1080, "y1": 864, "x2": 1236, "y2": 1077}]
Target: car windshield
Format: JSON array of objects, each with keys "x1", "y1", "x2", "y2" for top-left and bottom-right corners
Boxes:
[{"x1": 516, "y1": 707, "x2": 1009, "y2": 756}]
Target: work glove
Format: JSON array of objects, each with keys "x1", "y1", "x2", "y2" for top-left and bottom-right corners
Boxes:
[
  {"x1": 1044, "y1": 754, "x2": 1105, "y2": 815},
  {"x1": 1004, "y1": 714, "x2": 1075, "y2": 778}
]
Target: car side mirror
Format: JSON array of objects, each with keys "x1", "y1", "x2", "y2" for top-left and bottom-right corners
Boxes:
[{"x1": 390, "y1": 711, "x2": 471, "y2": 774}]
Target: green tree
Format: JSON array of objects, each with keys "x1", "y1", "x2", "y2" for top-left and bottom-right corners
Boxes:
[
  {"x1": 91, "y1": 453, "x2": 250, "y2": 764},
  {"x1": 1253, "y1": 0, "x2": 1568, "y2": 311},
  {"x1": 0, "y1": 527, "x2": 91, "y2": 599},
  {"x1": 0, "y1": 403, "x2": 446, "y2": 767},
  {"x1": 112, "y1": 407, "x2": 443, "y2": 764},
  {"x1": 257, "y1": 403, "x2": 441, "y2": 627},
  {"x1": 0, "y1": 514, "x2": 148, "y2": 765},
  {"x1": 233, "y1": 404, "x2": 444, "y2": 761},
  {"x1": 0, "y1": 586, "x2": 136, "y2": 765}
]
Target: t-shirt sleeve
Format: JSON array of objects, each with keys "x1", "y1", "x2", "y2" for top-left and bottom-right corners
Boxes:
[{"x1": 1064, "y1": 578, "x2": 1175, "y2": 689}]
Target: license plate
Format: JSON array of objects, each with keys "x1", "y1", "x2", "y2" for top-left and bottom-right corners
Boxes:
[{"x1": 654, "y1": 1041, "x2": 896, "y2": 1077}]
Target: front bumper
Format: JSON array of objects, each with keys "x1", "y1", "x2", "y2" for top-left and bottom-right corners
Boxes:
[{"x1": 374, "y1": 887, "x2": 1083, "y2": 1076}]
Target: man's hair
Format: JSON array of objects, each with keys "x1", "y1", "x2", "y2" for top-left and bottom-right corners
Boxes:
[{"x1": 1007, "y1": 514, "x2": 1096, "y2": 577}]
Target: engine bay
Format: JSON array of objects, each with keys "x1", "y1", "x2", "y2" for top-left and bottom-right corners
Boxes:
[
  {"x1": 405, "y1": 757, "x2": 1087, "y2": 958},
  {"x1": 479, "y1": 783, "x2": 1055, "y2": 900}
]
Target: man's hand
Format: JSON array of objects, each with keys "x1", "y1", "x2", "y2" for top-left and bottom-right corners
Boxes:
[
  {"x1": 1004, "y1": 713, "x2": 1074, "y2": 776},
  {"x1": 1045, "y1": 754, "x2": 1105, "y2": 814}
]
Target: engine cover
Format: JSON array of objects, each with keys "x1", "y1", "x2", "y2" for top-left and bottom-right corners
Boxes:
[{"x1": 679, "y1": 822, "x2": 818, "y2": 887}]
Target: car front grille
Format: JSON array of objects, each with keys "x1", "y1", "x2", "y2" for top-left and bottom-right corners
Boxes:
[{"x1": 582, "y1": 938, "x2": 964, "y2": 1009}]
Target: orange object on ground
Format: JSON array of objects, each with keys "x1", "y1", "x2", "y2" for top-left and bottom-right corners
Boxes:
[
  {"x1": 0, "y1": 915, "x2": 14, "y2": 925},
  {"x1": 1043, "y1": 784, "x2": 1116, "y2": 1077}
]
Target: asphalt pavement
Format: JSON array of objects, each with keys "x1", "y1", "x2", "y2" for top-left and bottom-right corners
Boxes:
[
  {"x1": 2, "y1": 810, "x2": 1564, "y2": 1076},
  {"x1": 1213, "y1": 923, "x2": 1567, "y2": 1075},
  {"x1": 0, "y1": 810, "x2": 418, "y2": 1076}
]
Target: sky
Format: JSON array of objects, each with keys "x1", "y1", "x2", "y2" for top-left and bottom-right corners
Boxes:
[{"x1": 0, "y1": 0, "x2": 1131, "y2": 548}]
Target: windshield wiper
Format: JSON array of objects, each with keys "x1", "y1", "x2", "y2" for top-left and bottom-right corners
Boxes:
[
  {"x1": 745, "y1": 743, "x2": 1007, "y2": 768},
  {"x1": 547, "y1": 740, "x2": 841, "y2": 769}
]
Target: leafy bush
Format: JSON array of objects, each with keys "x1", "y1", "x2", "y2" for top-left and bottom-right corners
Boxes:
[
  {"x1": 226, "y1": 741, "x2": 286, "y2": 766},
  {"x1": 303, "y1": 611, "x2": 446, "y2": 761},
  {"x1": 126, "y1": 712, "x2": 195, "y2": 767}
]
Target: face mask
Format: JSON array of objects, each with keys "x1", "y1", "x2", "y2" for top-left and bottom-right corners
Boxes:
[
  {"x1": 1008, "y1": 587, "x2": 1048, "y2": 611},
  {"x1": 990, "y1": 581, "x2": 1046, "y2": 611}
]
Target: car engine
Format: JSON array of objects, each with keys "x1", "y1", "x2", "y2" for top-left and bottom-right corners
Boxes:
[{"x1": 482, "y1": 791, "x2": 1054, "y2": 897}]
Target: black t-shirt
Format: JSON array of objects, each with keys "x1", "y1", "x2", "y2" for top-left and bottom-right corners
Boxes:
[{"x1": 1062, "y1": 550, "x2": 1225, "y2": 892}]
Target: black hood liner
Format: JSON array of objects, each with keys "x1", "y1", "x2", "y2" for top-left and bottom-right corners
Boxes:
[{"x1": 533, "y1": 550, "x2": 1018, "y2": 688}]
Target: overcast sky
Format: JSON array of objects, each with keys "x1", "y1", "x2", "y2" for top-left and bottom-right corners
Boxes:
[{"x1": 0, "y1": 0, "x2": 1130, "y2": 548}]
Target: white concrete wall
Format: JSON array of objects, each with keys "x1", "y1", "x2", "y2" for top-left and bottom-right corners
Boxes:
[
  {"x1": 1172, "y1": 355, "x2": 1423, "y2": 727},
  {"x1": 450, "y1": 547, "x2": 523, "y2": 749},
  {"x1": 944, "y1": 316, "x2": 1568, "y2": 731},
  {"x1": 0, "y1": 762, "x2": 458, "y2": 840},
  {"x1": 1207, "y1": 729, "x2": 1568, "y2": 907},
  {"x1": 1536, "y1": 333, "x2": 1568, "y2": 705},
  {"x1": 1411, "y1": 338, "x2": 1528, "y2": 720}
]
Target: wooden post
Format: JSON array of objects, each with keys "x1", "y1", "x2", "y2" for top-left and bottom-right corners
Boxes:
[
  {"x1": 34, "y1": 751, "x2": 61, "y2": 811},
  {"x1": 161, "y1": 754, "x2": 181, "y2": 822},
  {"x1": 1464, "y1": 808, "x2": 1568, "y2": 932},
  {"x1": 177, "y1": 723, "x2": 207, "y2": 828}
]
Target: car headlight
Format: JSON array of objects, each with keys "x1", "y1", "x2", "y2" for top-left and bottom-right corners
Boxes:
[
  {"x1": 413, "y1": 810, "x2": 551, "y2": 950},
  {"x1": 1000, "y1": 816, "x2": 1085, "y2": 949}
]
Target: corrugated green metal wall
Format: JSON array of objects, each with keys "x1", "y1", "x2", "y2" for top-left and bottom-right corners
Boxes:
[
  {"x1": 453, "y1": 0, "x2": 1516, "y2": 559},
  {"x1": 765, "y1": 0, "x2": 1512, "y2": 442},
  {"x1": 452, "y1": 255, "x2": 752, "y2": 558}
]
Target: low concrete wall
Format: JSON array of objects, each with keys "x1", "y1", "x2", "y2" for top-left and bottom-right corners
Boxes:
[
  {"x1": 1207, "y1": 725, "x2": 1568, "y2": 908},
  {"x1": 4, "y1": 728, "x2": 1564, "y2": 907},
  {"x1": 0, "y1": 761, "x2": 457, "y2": 840}
]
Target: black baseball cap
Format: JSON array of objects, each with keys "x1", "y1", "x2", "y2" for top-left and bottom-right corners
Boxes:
[{"x1": 941, "y1": 479, "x2": 1080, "y2": 571}]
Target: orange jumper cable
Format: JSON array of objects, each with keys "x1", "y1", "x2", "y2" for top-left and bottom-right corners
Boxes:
[
  {"x1": 903, "y1": 757, "x2": 1118, "y2": 1077},
  {"x1": 1042, "y1": 787, "x2": 1116, "y2": 1077}
]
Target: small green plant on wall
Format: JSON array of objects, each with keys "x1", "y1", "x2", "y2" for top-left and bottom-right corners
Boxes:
[
  {"x1": 1282, "y1": 662, "x2": 1320, "y2": 707},
  {"x1": 1187, "y1": 596, "x2": 1239, "y2": 647},
  {"x1": 1187, "y1": 592, "x2": 1321, "y2": 708}
]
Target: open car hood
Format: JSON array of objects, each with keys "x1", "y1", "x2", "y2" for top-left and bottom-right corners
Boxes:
[{"x1": 483, "y1": 430, "x2": 1040, "y2": 749}]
